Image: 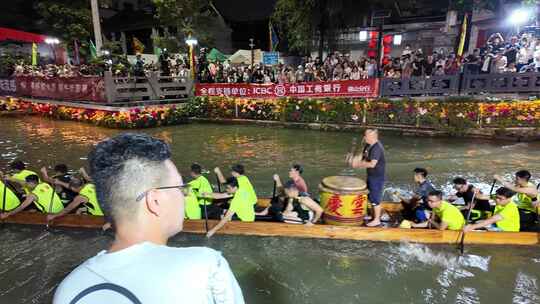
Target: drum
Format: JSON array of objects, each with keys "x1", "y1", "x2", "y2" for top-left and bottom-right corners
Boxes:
[{"x1": 319, "y1": 176, "x2": 369, "y2": 226}]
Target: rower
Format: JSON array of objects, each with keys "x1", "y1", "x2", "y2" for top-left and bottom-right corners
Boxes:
[
  {"x1": 188, "y1": 163, "x2": 216, "y2": 219},
  {"x1": 203, "y1": 177, "x2": 255, "y2": 238},
  {"x1": 282, "y1": 181, "x2": 323, "y2": 225},
  {"x1": 0, "y1": 174, "x2": 63, "y2": 220},
  {"x1": 411, "y1": 190, "x2": 465, "y2": 231},
  {"x1": 273, "y1": 164, "x2": 309, "y2": 196},
  {"x1": 46, "y1": 177, "x2": 104, "y2": 222},
  {"x1": 494, "y1": 170, "x2": 539, "y2": 231},
  {"x1": 399, "y1": 168, "x2": 436, "y2": 223},
  {"x1": 214, "y1": 164, "x2": 257, "y2": 205},
  {"x1": 41, "y1": 164, "x2": 78, "y2": 205},
  {"x1": 53, "y1": 133, "x2": 244, "y2": 303},
  {"x1": 6, "y1": 160, "x2": 40, "y2": 194},
  {"x1": 464, "y1": 187, "x2": 519, "y2": 232},
  {"x1": 448, "y1": 177, "x2": 492, "y2": 222}
]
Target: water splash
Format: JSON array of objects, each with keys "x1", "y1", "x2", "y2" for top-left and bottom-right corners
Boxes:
[{"x1": 513, "y1": 272, "x2": 540, "y2": 304}]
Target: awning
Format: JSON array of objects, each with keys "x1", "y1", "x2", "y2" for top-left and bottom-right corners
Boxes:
[{"x1": 0, "y1": 27, "x2": 47, "y2": 43}]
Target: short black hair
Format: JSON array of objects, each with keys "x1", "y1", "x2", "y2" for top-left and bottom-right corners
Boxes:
[
  {"x1": 413, "y1": 168, "x2": 428, "y2": 178},
  {"x1": 88, "y1": 133, "x2": 171, "y2": 220},
  {"x1": 284, "y1": 180, "x2": 298, "y2": 190},
  {"x1": 231, "y1": 164, "x2": 245, "y2": 175},
  {"x1": 495, "y1": 187, "x2": 516, "y2": 198},
  {"x1": 225, "y1": 176, "x2": 239, "y2": 188},
  {"x1": 428, "y1": 190, "x2": 443, "y2": 199},
  {"x1": 190, "y1": 163, "x2": 202, "y2": 175},
  {"x1": 10, "y1": 160, "x2": 25, "y2": 171},
  {"x1": 25, "y1": 174, "x2": 39, "y2": 184},
  {"x1": 452, "y1": 177, "x2": 467, "y2": 185},
  {"x1": 515, "y1": 170, "x2": 531, "y2": 181},
  {"x1": 292, "y1": 164, "x2": 303, "y2": 174},
  {"x1": 54, "y1": 164, "x2": 68, "y2": 174}
]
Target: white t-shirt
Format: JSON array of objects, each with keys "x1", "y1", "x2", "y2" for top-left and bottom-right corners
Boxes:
[{"x1": 53, "y1": 242, "x2": 244, "y2": 304}]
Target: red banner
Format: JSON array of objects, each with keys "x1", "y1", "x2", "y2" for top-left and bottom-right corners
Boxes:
[
  {"x1": 195, "y1": 79, "x2": 379, "y2": 99},
  {"x1": 15, "y1": 76, "x2": 106, "y2": 102}
]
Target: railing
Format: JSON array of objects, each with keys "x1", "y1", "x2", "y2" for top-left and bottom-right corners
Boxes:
[
  {"x1": 380, "y1": 72, "x2": 540, "y2": 97},
  {"x1": 103, "y1": 71, "x2": 193, "y2": 103},
  {"x1": 380, "y1": 75, "x2": 460, "y2": 97}
]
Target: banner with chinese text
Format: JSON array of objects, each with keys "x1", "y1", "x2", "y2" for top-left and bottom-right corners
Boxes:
[
  {"x1": 15, "y1": 76, "x2": 106, "y2": 102},
  {"x1": 195, "y1": 79, "x2": 379, "y2": 98}
]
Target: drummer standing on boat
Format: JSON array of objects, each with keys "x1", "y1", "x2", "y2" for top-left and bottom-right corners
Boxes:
[{"x1": 349, "y1": 129, "x2": 386, "y2": 227}]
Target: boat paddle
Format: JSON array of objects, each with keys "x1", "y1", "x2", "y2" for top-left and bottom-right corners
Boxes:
[
  {"x1": 459, "y1": 179, "x2": 495, "y2": 254},
  {"x1": 215, "y1": 173, "x2": 221, "y2": 193},
  {"x1": 459, "y1": 189, "x2": 476, "y2": 255},
  {"x1": 272, "y1": 181, "x2": 277, "y2": 200},
  {"x1": 45, "y1": 182, "x2": 57, "y2": 230}
]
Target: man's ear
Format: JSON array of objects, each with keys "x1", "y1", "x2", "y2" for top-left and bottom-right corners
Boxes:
[{"x1": 145, "y1": 190, "x2": 160, "y2": 217}]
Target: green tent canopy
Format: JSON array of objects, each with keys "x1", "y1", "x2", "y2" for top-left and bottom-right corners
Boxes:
[{"x1": 207, "y1": 48, "x2": 229, "y2": 62}]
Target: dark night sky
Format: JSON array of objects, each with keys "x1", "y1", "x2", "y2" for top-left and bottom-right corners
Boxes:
[{"x1": 213, "y1": 0, "x2": 278, "y2": 50}]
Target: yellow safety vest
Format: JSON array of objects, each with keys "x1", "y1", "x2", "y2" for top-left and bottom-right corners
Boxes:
[
  {"x1": 494, "y1": 201, "x2": 520, "y2": 232},
  {"x1": 229, "y1": 188, "x2": 255, "y2": 222},
  {"x1": 188, "y1": 176, "x2": 213, "y2": 206},
  {"x1": 12, "y1": 169, "x2": 40, "y2": 194},
  {"x1": 433, "y1": 201, "x2": 465, "y2": 230},
  {"x1": 512, "y1": 182, "x2": 538, "y2": 213},
  {"x1": 0, "y1": 181, "x2": 21, "y2": 211},
  {"x1": 237, "y1": 175, "x2": 257, "y2": 205},
  {"x1": 31, "y1": 183, "x2": 64, "y2": 214},
  {"x1": 79, "y1": 184, "x2": 103, "y2": 216}
]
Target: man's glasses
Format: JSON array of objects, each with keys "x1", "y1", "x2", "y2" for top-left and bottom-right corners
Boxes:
[{"x1": 135, "y1": 184, "x2": 190, "y2": 202}]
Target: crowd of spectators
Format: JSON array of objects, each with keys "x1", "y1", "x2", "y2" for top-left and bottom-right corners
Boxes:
[
  {"x1": 10, "y1": 62, "x2": 105, "y2": 78},
  {"x1": 6, "y1": 32, "x2": 540, "y2": 83},
  {"x1": 197, "y1": 32, "x2": 540, "y2": 84}
]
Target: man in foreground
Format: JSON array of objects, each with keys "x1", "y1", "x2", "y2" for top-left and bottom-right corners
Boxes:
[
  {"x1": 464, "y1": 187, "x2": 520, "y2": 232},
  {"x1": 53, "y1": 133, "x2": 244, "y2": 303},
  {"x1": 411, "y1": 190, "x2": 465, "y2": 231},
  {"x1": 349, "y1": 129, "x2": 386, "y2": 227}
]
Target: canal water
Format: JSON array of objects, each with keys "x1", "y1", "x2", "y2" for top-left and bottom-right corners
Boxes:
[{"x1": 1, "y1": 116, "x2": 539, "y2": 303}]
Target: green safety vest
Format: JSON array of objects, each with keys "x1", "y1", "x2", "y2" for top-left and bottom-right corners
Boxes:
[
  {"x1": 229, "y1": 188, "x2": 255, "y2": 222},
  {"x1": 31, "y1": 183, "x2": 64, "y2": 214},
  {"x1": 237, "y1": 175, "x2": 258, "y2": 205},
  {"x1": 184, "y1": 189, "x2": 202, "y2": 220},
  {"x1": 433, "y1": 201, "x2": 465, "y2": 230},
  {"x1": 12, "y1": 169, "x2": 40, "y2": 194},
  {"x1": 494, "y1": 201, "x2": 520, "y2": 232},
  {"x1": 79, "y1": 184, "x2": 103, "y2": 216},
  {"x1": 188, "y1": 175, "x2": 213, "y2": 206},
  {"x1": 512, "y1": 182, "x2": 538, "y2": 213},
  {"x1": 0, "y1": 181, "x2": 21, "y2": 211}
]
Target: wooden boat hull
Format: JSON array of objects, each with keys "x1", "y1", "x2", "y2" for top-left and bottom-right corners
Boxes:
[{"x1": 3, "y1": 201, "x2": 539, "y2": 246}]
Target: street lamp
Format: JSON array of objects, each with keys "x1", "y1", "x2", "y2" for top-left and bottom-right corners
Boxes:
[
  {"x1": 185, "y1": 35, "x2": 198, "y2": 79},
  {"x1": 45, "y1": 37, "x2": 60, "y2": 64},
  {"x1": 508, "y1": 7, "x2": 533, "y2": 33},
  {"x1": 249, "y1": 38, "x2": 255, "y2": 69}
]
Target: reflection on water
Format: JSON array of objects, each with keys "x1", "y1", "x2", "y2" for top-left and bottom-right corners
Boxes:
[
  {"x1": 1, "y1": 116, "x2": 540, "y2": 303},
  {"x1": 1, "y1": 116, "x2": 539, "y2": 198},
  {"x1": 0, "y1": 226, "x2": 539, "y2": 304}
]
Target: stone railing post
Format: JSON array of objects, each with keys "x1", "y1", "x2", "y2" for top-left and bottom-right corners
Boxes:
[{"x1": 103, "y1": 71, "x2": 117, "y2": 103}]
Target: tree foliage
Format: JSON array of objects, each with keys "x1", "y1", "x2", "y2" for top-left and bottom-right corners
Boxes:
[
  {"x1": 152, "y1": 0, "x2": 216, "y2": 49},
  {"x1": 34, "y1": 0, "x2": 92, "y2": 48},
  {"x1": 271, "y1": 0, "x2": 352, "y2": 56}
]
